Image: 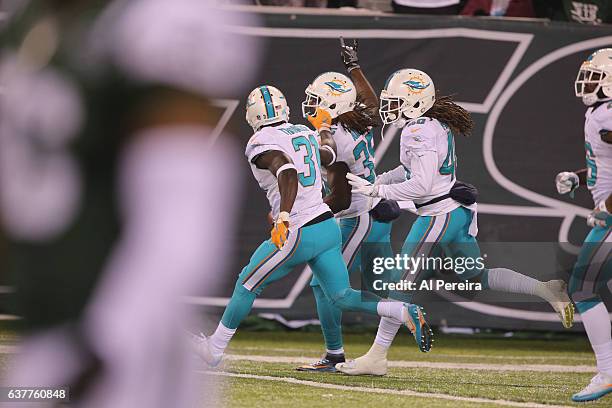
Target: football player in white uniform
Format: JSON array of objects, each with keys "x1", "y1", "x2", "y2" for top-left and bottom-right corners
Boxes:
[
  {"x1": 296, "y1": 39, "x2": 401, "y2": 372},
  {"x1": 556, "y1": 48, "x2": 612, "y2": 403},
  {"x1": 190, "y1": 85, "x2": 433, "y2": 367},
  {"x1": 339, "y1": 68, "x2": 574, "y2": 376}
]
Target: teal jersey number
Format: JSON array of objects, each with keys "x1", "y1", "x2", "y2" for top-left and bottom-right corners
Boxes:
[
  {"x1": 352, "y1": 130, "x2": 376, "y2": 183},
  {"x1": 585, "y1": 141, "x2": 597, "y2": 187},
  {"x1": 439, "y1": 127, "x2": 456, "y2": 178},
  {"x1": 292, "y1": 135, "x2": 320, "y2": 187}
]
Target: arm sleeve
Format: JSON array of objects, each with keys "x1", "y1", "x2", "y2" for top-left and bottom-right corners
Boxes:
[
  {"x1": 376, "y1": 165, "x2": 409, "y2": 185},
  {"x1": 377, "y1": 151, "x2": 437, "y2": 201}
]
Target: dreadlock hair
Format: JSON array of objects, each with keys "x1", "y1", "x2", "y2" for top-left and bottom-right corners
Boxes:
[
  {"x1": 332, "y1": 95, "x2": 380, "y2": 135},
  {"x1": 425, "y1": 94, "x2": 474, "y2": 137}
]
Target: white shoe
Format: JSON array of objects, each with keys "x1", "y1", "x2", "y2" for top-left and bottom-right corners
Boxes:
[
  {"x1": 335, "y1": 356, "x2": 388, "y2": 376},
  {"x1": 335, "y1": 343, "x2": 388, "y2": 376},
  {"x1": 572, "y1": 372, "x2": 612, "y2": 402},
  {"x1": 187, "y1": 332, "x2": 222, "y2": 367},
  {"x1": 536, "y1": 280, "x2": 574, "y2": 328}
]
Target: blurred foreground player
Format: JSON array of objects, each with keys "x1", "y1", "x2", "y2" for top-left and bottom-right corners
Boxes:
[
  {"x1": 556, "y1": 48, "x2": 612, "y2": 403},
  {"x1": 190, "y1": 85, "x2": 434, "y2": 367},
  {"x1": 0, "y1": 0, "x2": 259, "y2": 407}
]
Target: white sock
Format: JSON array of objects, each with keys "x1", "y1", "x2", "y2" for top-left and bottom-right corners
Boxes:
[
  {"x1": 581, "y1": 302, "x2": 612, "y2": 375},
  {"x1": 209, "y1": 322, "x2": 236, "y2": 357},
  {"x1": 486, "y1": 268, "x2": 539, "y2": 296},
  {"x1": 373, "y1": 317, "x2": 402, "y2": 349},
  {"x1": 326, "y1": 348, "x2": 345, "y2": 356},
  {"x1": 376, "y1": 300, "x2": 405, "y2": 322}
]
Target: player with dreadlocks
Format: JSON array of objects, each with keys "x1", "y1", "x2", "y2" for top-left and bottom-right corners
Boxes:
[
  {"x1": 338, "y1": 68, "x2": 575, "y2": 376},
  {"x1": 296, "y1": 39, "x2": 402, "y2": 372}
]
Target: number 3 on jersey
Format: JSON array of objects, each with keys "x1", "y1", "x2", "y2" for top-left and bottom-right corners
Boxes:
[
  {"x1": 352, "y1": 130, "x2": 376, "y2": 183},
  {"x1": 292, "y1": 135, "x2": 321, "y2": 187}
]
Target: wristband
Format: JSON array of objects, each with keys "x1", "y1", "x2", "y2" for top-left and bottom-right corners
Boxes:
[
  {"x1": 598, "y1": 200, "x2": 609, "y2": 213},
  {"x1": 276, "y1": 163, "x2": 296, "y2": 178},
  {"x1": 276, "y1": 211, "x2": 290, "y2": 223},
  {"x1": 347, "y1": 64, "x2": 360, "y2": 73},
  {"x1": 319, "y1": 122, "x2": 331, "y2": 132}
]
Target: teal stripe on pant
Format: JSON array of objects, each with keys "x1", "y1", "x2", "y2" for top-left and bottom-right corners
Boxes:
[
  {"x1": 309, "y1": 214, "x2": 393, "y2": 351},
  {"x1": 389, "y1": 206, "x2": 484, "y2": 303},
  {"x1": 569, "y1": 225, "x2": 612, "y2": 313},
  {"x1": 221, "y1": 217, "x2": 382, "y2": 330}
]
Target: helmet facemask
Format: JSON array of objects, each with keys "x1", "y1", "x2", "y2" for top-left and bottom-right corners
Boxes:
[
  {"x1": 575, "y1": 66, "x2": 612, "y2": 106},
  {"x1": 379, "y1": 91, "x2": 407, "y2": 125},
  {"x1": 301, "y1": 91, "x2": 321, "y2": 118}
]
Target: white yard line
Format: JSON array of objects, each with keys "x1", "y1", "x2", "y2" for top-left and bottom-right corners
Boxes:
[
  {"x1": 225, "y1": 354, "x2": 596, "y2": 373},
  {"x1": 0, "y1": 344, "x2": 594, "y2": 371},
  {"x1": 235, "y1": 347, "x2": 593, "y2": 363},
  {"x1": 203, "y1": 370, "x2": 574, "y2": 408}
]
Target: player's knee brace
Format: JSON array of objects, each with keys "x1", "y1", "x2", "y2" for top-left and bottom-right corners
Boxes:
[
  {"x1": 328, "y1": 288, "x2": 359, "y2": 310},
  {"x1": 311, "y1": 284, "x2": 326, "y2": 302}
]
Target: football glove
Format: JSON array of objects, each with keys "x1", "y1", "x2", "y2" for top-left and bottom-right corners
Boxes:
[
  {"x1": 307, "y1": 107, "x2": 332, "y2": 132},
  {"x1": 587, "y1": 202, "x2": 611, "y2": 228},
  {"x1": 346, "y1": 172, "x2": 379, "y2": 197},
  {"x1": 555, "y1": 171, "x2": 579, "y2": 195},
  {"x1": 587, "y1": 210, "x2": 611, "y2": 228},
  {"x1": 271, "y1": 211, "x2": 290, "y2": 249},
  {"x1": 340, "y1": 37, "x2": 359, "y2": 72}
]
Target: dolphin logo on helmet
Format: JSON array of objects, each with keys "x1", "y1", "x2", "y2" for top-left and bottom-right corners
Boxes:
[
  {"x1": 302, "y1": 72, "x2": 357, "y2": 119},
  {"x1": 403, "y1": 80, "x2": 430, "y2": 91},
  {"x1": 379, "y1": 69, "x2": 436, "y2": 125},
  {"x1": 324, "y1": 80, "x2": 353, "y2": 95}
]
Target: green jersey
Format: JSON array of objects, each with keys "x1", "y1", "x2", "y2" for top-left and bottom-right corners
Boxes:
[
  {"x1": 0, "y1": 0, "x2": 258, "y2": 330},
  {"x1": 1, "y1": 1, "x2": 134, "y2": 330}
]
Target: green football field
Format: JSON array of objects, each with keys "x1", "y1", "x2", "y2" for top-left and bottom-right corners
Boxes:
[{"x1": 0, "y1": 327, "x2": 610, "y2": 407}]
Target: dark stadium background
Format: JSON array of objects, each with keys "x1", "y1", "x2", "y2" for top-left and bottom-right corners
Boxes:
[{"x1": 198, "y1": 12, "x2": 612, "y2": 331}]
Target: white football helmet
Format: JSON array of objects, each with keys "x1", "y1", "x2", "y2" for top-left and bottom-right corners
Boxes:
[
  {"x1": 379, "y1": 69, "x2": 435, "y2": 125},
  {"x1": 575, "y1": 48, "x2": 612, "y2": 106},
  {"x1": 302, "y1": 72, "x2": 357, "y2": 119},
  {"x1": 246, "y1": 85, "x2": 290, "y2": 131}
]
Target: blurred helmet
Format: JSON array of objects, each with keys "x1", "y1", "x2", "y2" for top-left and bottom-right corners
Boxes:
[
  {"x1": 246, "y1": 85, "x2": 290, "y2": 131},
  {"x1": 302, "y1": 72, "x2": 356, "y2": 119},
  {"x1": 379, "y1": 69, "x2": 435, "y2": 124},
  {"x1": 575, "y1": 48, "x2": 612, "y2": 106}
]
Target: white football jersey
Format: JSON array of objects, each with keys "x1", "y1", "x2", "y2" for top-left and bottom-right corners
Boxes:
[
  {"x1": 399, "y1": 117, "x2": 460, "y2": 216},
  {"x1": 245, "y1": 123, "x2": 331, "y2": 230},
  {"x1": 331, "y1": 125, "x2": 381, "y2": 219},
  {"x1": 584, "y1": 102, "x2": 612, "y2": 207}
]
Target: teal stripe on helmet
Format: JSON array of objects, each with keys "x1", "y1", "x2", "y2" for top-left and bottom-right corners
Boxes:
[
  {"x1": 384, "y1": 70, "x2": 402, "y2": 90},
  {"x1": 260, "y1": 86, "x2": 275, "y2": 119}
]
